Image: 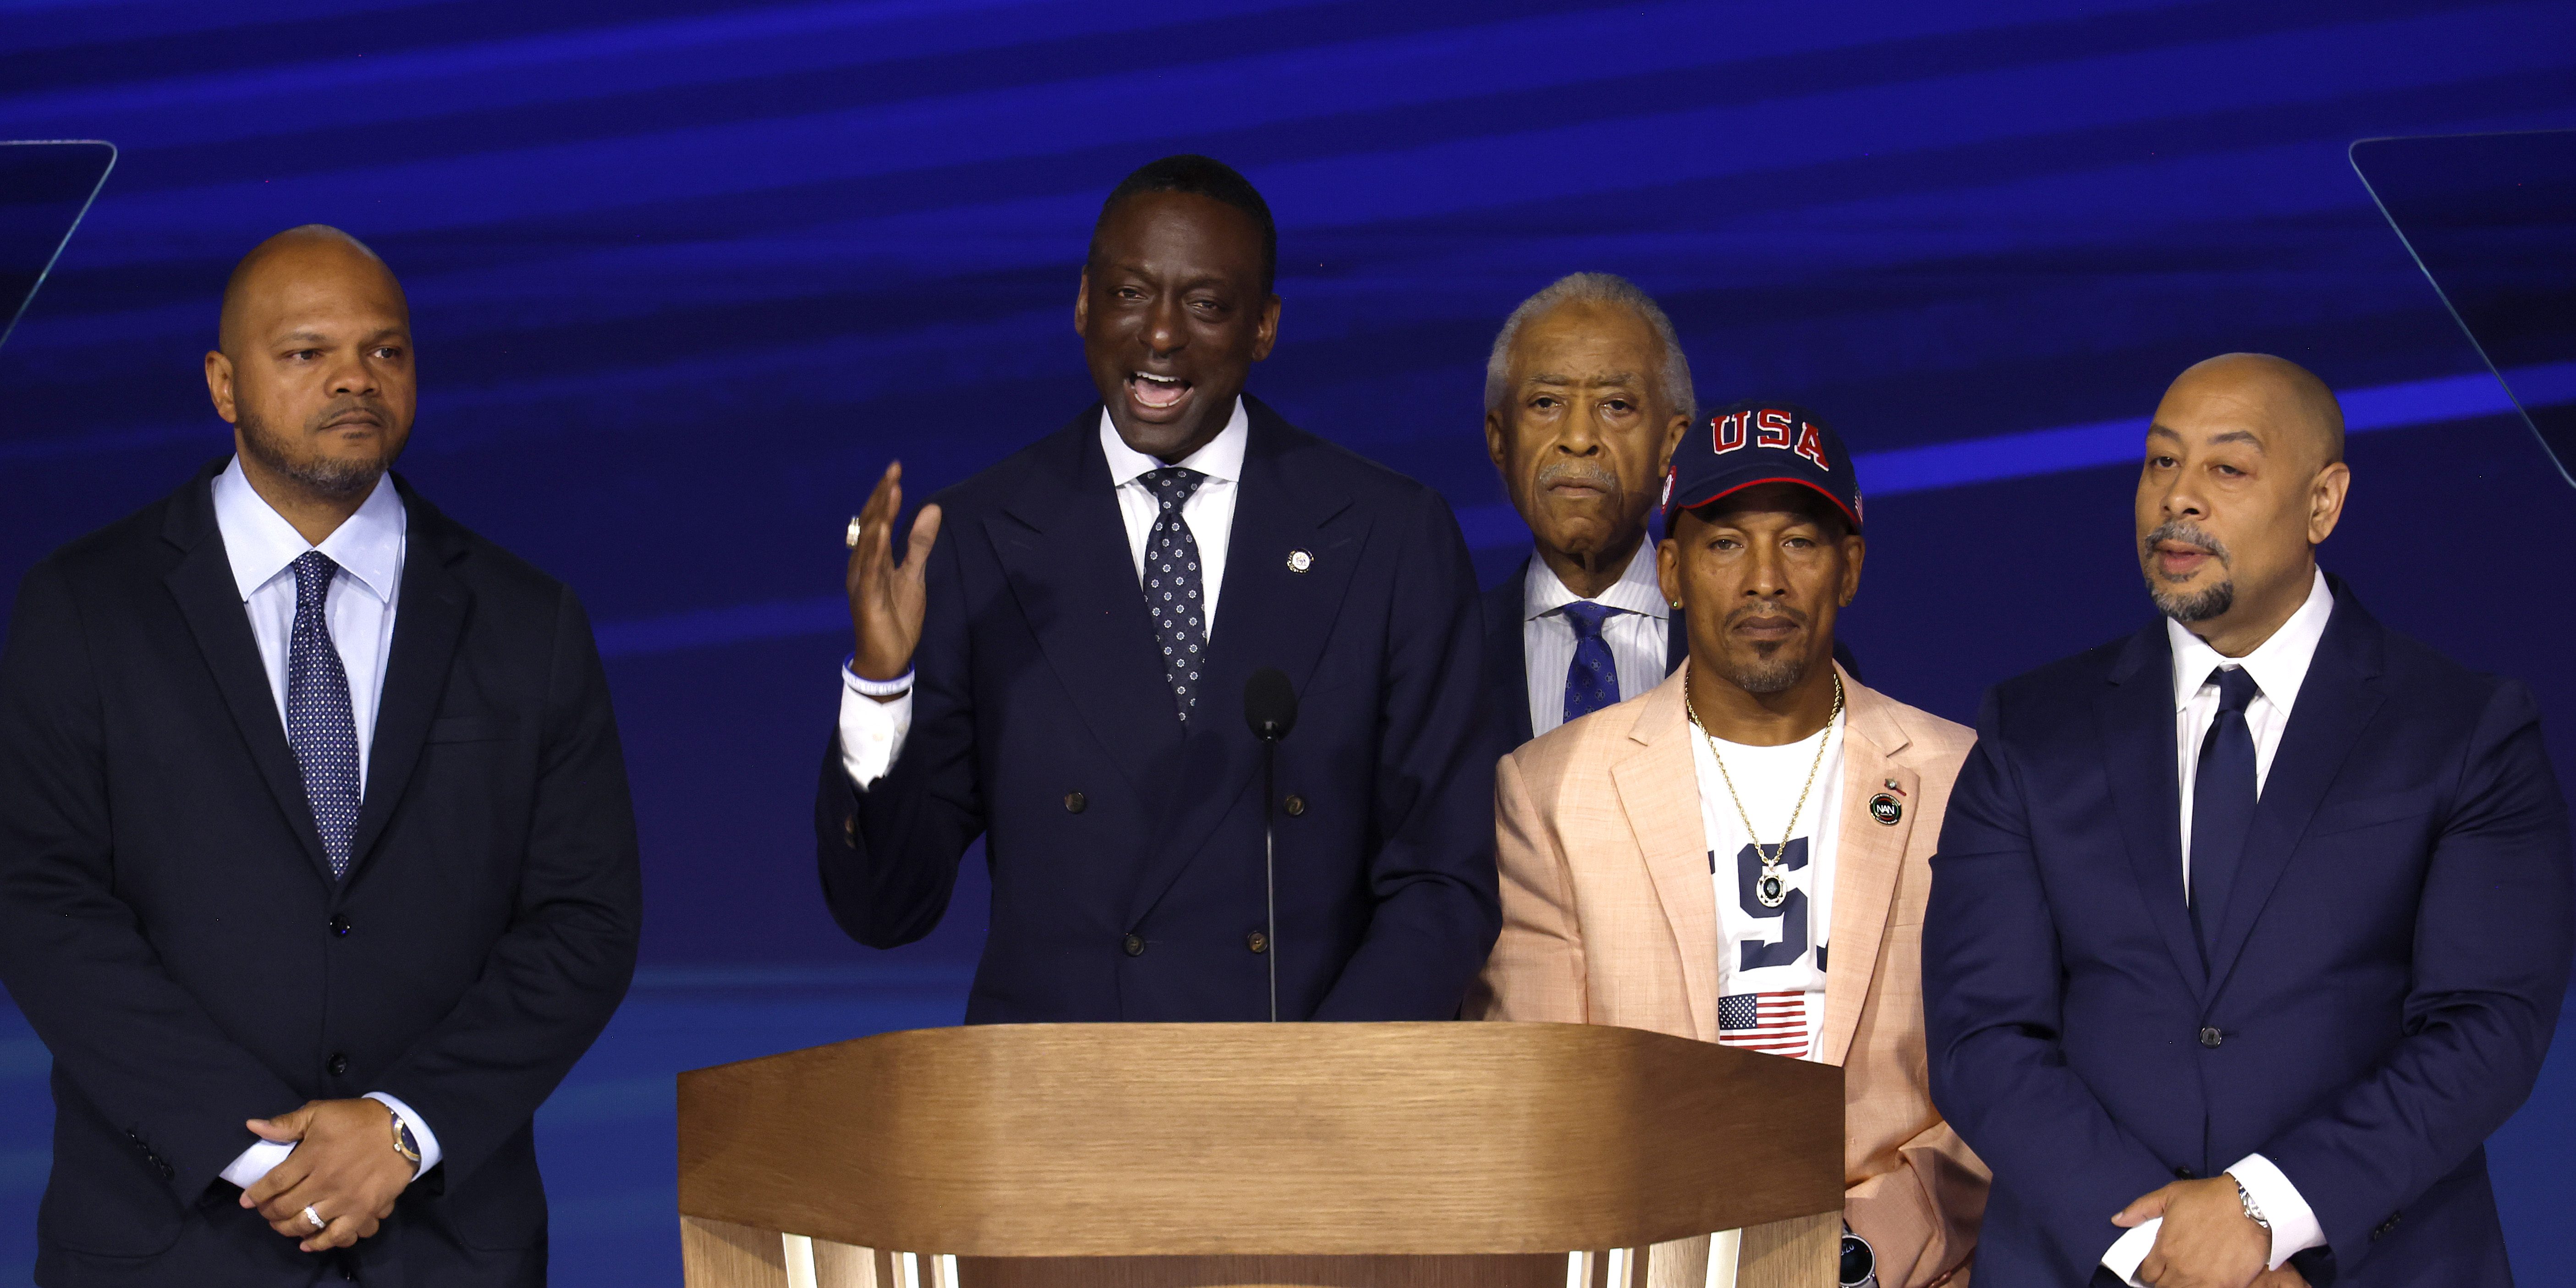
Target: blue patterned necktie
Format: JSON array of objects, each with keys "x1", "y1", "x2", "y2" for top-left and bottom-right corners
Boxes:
[
  {"x1": 2189, "y1": 666, "x2": 2262, "y2": 958},
  {"x1": 1559, "y1": 600, "x2": 1625, "y2": 724},
  {"x1": 286, "y1": 550, "x2": 363, "y2": 879},
  {"x1": 1140, "y1": 467, "x2": 1208, "y2": 723}
]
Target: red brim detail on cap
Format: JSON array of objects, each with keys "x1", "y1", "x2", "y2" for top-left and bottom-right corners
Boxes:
[{"x1": 1665, "y1": 476, "x2": 1862, "y2": 530}]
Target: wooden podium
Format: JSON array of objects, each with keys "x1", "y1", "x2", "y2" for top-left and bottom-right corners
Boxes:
[{"x1": 677, "y1": 1022, "x2": 1841, "y2": 1288}]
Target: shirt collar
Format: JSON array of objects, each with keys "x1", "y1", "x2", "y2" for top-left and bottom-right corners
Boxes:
[
  {"x1": 1522, "y1": 538, "x2": 1670, "y2": 622},
  {"x1": 2166, "y1": 565, "x2": 2334, "y2": 711},
  {"x1": 211, "y1": 456, "x2": 407, "y2": 605},
  {"x1": 1097, "y1": 399, "x2": 1248, "y2": 488}
]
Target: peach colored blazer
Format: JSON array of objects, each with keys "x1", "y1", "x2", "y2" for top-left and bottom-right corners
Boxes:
[{"x1": 1468, "y1": 665, "x2": 1988, "y2": 1288}]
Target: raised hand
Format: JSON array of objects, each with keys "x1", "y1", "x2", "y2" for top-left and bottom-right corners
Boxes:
[
  {"x1": 845, "y1": 461, "x2": 944, "y2": 684},
  {"x1": 238, "y1": 1099, "x2": 412, "y2": 1253}
]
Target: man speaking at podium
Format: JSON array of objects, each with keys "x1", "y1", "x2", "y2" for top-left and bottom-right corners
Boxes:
[{"x1": 820, "y1": 156, "x2": 1501, "y2": 1022}]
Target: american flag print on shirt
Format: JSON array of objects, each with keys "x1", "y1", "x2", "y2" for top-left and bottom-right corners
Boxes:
[{"x1": 1718, "y1": 990, "x2": 1812, "y2": 1057}]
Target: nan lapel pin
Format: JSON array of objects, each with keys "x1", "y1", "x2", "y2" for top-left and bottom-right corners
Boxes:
[
  {"x1": 1286, "y1": 549, "x2": 1314, "y2": 573},
  {"x1": 1868, "y1": 793, "x2": 1904, "y2": 826}
]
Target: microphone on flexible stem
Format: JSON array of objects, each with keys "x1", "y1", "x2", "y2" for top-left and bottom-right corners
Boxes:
[{"x1": 1243, "y1": 666, "x2": 1298, "y2": 1024}]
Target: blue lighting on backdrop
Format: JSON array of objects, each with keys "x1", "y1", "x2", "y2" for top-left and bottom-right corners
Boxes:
[{"x1": 3, "y1": 1, "x2": 2573, "y2": 1282}]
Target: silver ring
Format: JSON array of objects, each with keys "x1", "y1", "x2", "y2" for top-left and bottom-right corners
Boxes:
[
  {"x1": 302, "y1": 1204, "x2": 326, "y2": 1233},
  {"x1": 845, "y1": 516, "x2": 865, "y2": 549}
]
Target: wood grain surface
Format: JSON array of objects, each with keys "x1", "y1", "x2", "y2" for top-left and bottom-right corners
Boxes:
[{"x1": 677, "y1": 1021, "x2": 1840, "y2": 1257}]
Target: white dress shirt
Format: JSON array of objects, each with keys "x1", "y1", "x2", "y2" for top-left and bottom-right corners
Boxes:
[
  {"x1": 1520, "y1": 539, "x2": 1672, "y2": 738},
  {"x1": 2102, "y1": 568, "x2": 2335, "y2": 1283},
  {"x1": 208, "y1": 457, "x2": 442, "y2": 1190},
  {"x1": 839, "y1": 401, "x2": 1250, "y2": 785}
]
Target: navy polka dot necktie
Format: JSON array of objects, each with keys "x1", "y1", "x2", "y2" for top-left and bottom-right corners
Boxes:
[
  {"x1": 286, "y1": 550, "x2": 363, "y2": 879},
  {"x1": 1559, "y1": 600, "x2": 1625, "y2": 724},
  {"x1": 1140, "y1": 467, "x2": 1208, "y2": 723}
]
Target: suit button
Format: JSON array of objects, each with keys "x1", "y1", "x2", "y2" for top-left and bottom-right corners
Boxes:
[
  {"x1": 2198, "y1": 1026, "x2": 2224, "y2": 1048},
  {"x1": 1283, "y1": 794, "x2": 1305, "y2": 817},
  {"x1": 1246, "y1": 930, "x2": 1269, "y2": 954},
  {"x1": 1065, "y1": 792, "x2": 1087, "y2": 814},
  {"x1": 1122, "y1": 933, "x2": 1144, "y2": 957},
  {"x1": 841, "y1": 814, "x2": 857, "y2": 846},
  {"x1": 328, "y1": 914, "x2": 351, "y2": 937},
  {"x1": 326, "y1": 1053, "x2": 349, "y2": 1076}
]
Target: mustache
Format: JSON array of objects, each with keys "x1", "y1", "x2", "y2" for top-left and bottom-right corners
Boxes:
[
  {"x1": 310, "y1": 399, "x2": 389, "y2": 432},
  {"x1": 1534, "y1": 460, "x2": 1620, "y2": 492},
  {"x1": 1725, "y1": 601, "x2": 1810, "y2": 630},
  {"x1": 2144, "y1": 518, "x2": 2230, "y2": 563}
]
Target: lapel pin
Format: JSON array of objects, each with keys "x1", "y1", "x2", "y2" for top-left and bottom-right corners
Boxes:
[
  {"x1": 1883, "y1": 777, "x2": 1906, "y2": 797},
  {"x1": 1286, "y1": 549, "x2": 1314, "y2": 573},
  {"x1": 1868, "y1": 793, "x2": 1903, "y2": 826}
]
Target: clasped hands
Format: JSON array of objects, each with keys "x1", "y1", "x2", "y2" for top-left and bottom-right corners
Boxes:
[
  {"x1": 2115, "y1": 1177, "x2": 2307, "y2": 1288},
  {"x1": 238, "y1": 1099, "x2": 414, "y2": 1254}
]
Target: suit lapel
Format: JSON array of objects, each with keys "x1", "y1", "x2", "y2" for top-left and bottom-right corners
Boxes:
[
  {"x1": 345, "y1": 481, "x2": 469, "y2": 883},
  {"x1": 1124, "y1": 399, "x2": 1368, "y2": 925},
  {"x1": 2204, "y1": 585, "x2": 2388, "y2": 996},
  {"x1": 1819, "y1": 670, "x2": 1911, "y2": 1067},
  {"x1": 989, "y1": 413, "x2": 1186, "y2": 806},
  {"x1": 1611, "y1": 677, "x2": 1721, "y2": 1041},
  {"x1": 2097, "y1": 624, "x2": 2210, "y2": 997},
  {"x1": 1486, "y1": 559, "x2": 1534, "y2": 749},
  {"x1": 159, "y1": 468, "x2": 340, "y2": 888}
]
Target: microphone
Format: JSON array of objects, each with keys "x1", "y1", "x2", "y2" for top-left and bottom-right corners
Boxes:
[{"x1": 1243, "y1": 667, "x2": 1298, "y2": 1022}]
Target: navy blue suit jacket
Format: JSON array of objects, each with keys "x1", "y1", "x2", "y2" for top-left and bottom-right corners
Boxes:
[
  {"x1": 1925, "y1": 578, "x2": 2571, "y2": 1286},
  {"x1": 0, "y1": 464, "x2": 641, "y2": 1287},
  {"x1": 817, "y1": 398, "x2": 1502, "y2": 1022}
]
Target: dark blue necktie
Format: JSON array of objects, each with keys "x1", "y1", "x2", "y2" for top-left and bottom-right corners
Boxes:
[
  {"x1": 1559, "y1": 601, "x2": 1624, "y2": 724},
  {"x1": 2189, "y1": 666, "x2": 2262, "y2": 958},
  {"x1": 286, "y1": 550, "x2": 363, "y2": 879},
  {"x1": 1140, "y1": 467, "x2": 1208, "y2": 723}
]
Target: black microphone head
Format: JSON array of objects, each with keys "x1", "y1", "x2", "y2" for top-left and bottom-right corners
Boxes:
[{"x1": 1244, "y1": 666, "x2": 1298, "y2": 742}]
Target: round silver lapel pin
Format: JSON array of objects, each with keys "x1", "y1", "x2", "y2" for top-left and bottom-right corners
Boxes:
[{"x1": 1286, "y1": 549, "x2": 1314, "y2": 573}]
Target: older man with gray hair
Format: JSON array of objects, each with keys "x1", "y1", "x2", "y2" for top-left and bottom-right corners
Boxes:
[{"x1": 1478, "y1": 272, "x2": 1698, "y2": 746}]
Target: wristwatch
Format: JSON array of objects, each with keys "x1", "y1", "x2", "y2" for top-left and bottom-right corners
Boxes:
[
  {"x1": 1840, "y1": 1223, "x2": 1878, "y2": 1288},
  {"x1": 388, "y1": 1107, "x2": 422, "y2": 1172},
  {"x1": 2234, "y1": 1174, "x2": 2272, "y2": 1233}
]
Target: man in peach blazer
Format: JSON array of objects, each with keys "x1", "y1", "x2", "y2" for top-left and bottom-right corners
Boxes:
[{"x1": 1470, "y1": 402, "x2": 1985, "y2": 1288}]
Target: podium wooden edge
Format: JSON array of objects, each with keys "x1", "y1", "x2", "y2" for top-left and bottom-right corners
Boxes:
[{"x1": 681, "y1": 1212, "x2": 1843, "y2": 1288}]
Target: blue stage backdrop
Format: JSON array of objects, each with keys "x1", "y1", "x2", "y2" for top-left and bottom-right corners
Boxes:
[{"x1": 3, "y1": 1, "x2": 2573, "y2": 1282}]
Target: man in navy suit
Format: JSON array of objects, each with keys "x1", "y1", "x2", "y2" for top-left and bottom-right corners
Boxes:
[
  {"x1": 1925, "y1": 353, "x2": 2571, "y2": 1288},
  {"x1": 818, "y1": 155, "x2": 1500, "y2": 1022}
]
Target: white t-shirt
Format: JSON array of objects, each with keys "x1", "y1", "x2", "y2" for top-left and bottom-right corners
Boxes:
[{"x1": 1689, "y1": 710, "x2": 1843, "y2": 1062}]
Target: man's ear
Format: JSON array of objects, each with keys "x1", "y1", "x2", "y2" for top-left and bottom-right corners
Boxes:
[
  {"x1": 1485, "y1": 408, "x2": 1511, "y2": 474},
  {"x1": 2307, "y1": 461, "x2": 2351, "y2": 546},
  {"x1": 1072, "y1": 270, "x2": 1090, "y2": 335},
  {"x1": 1839, "y1": 532, "x2": 1867, "y2": 607},
  {"x1": 1659, "y1": 410, "x2": 1691, "y2": 472},
  {"x1": 204, "y1": 349, "x2": 238, "y2": 424},
  {"x1": 1656, "y1": 534, "x2": 1683, "y2": 608},
  {"x1": 1249, "y1": 293, "x2": 1282, "y2": 363}
]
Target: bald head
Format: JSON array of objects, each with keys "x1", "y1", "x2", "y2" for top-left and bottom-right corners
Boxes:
[
  {"x1": 2164, "y1": 352, "x2": 2345, "y2": 471},
  {"x1": 2135, "y1": 351, "x2": 2353, "y2": 656},
  {"x1": 217, "y1": 225, "x2": 404, "y2": 358},
  {"x1": 204, "y1": 225, "x2": 416, "y2": 519}
]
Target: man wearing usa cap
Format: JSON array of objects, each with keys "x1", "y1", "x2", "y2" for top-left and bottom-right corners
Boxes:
[{"x1": 1472, "y1": 401, "x2": 1986, "y2": 1287}]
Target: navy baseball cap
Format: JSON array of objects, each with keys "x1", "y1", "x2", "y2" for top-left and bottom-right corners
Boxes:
[{"x1": 1661, "y1": 399, "x2": 1863, "y2": 531}]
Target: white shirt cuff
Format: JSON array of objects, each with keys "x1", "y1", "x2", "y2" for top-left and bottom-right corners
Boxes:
[
  {"x1": 2228, "y1": 1153, "x2": 2326, "y2": 1269},
  {"x1": 219, "y1": 1139, "x2": 294, "y2": 1189},
  {"x1": 2102, "y1": 1219, "x2": 2159, "y2": 1286},
  {"x1": 365, "y1": 1091, "x2": 441, "y2": 1181},
  {"x1": 839, "y1": 662, "x2": 912, "y2": 787}
]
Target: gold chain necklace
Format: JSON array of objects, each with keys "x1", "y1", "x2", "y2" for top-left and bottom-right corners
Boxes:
[{"x1": 1686, "y1": 669, "x2": 1843, "y2": 909}]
